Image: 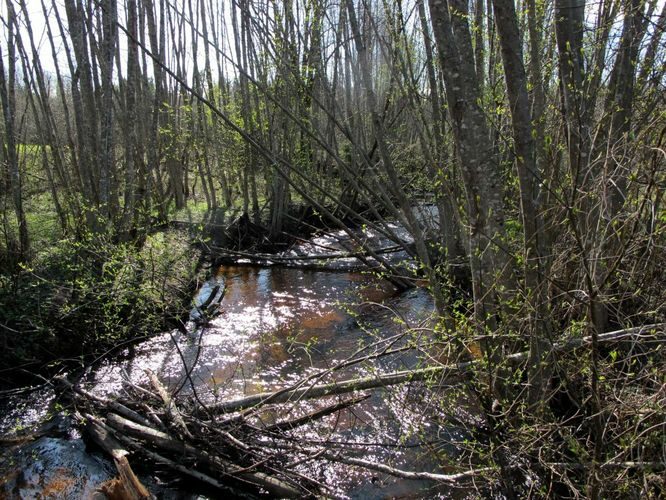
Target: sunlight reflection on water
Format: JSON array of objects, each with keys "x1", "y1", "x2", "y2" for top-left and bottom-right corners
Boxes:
[
  {"x1": 2, "y1": 225, "x2": 475, "y2": 498},
  {"x1": 70, "y1": 263, "x2": 463, "y2": 497},
  {"x1": 87, "y1": 265, "x2": 396, "y2": 400}
]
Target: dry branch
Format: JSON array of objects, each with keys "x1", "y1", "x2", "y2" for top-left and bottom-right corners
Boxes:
[
  {"x1": 86, "y1": 420, "x2": 154, "y2": 500},
  {"x1": 210, "y1": 324, "x2": 666, "y2": 413},
  {"x1": 145, "y1": 369, "x2": 192, "y2": 438},
  {"x1": 104, "y1": 412, "x2": 302, "y2": 497},
  {"x1": 322, "y1": 452, "x2": 493, "y2": 483},
  {"x1": 88, "y1": 415, "x2": 245, "y2": 497},
  {"x1": 265, "y1": 394, "x2": 370, "y2": 432},
  {"x1": 212, "y1": 365, "x2": 452, "y2": 413},
  {"x1": 57, "y1": 375, "x2": 155, "y2": 428},
  {"x1": 206, "y1": 244, "x2": 403, "y2": 263},
  {"x1": 62, "y1": 323, "x2": 663, "y2": 498}
]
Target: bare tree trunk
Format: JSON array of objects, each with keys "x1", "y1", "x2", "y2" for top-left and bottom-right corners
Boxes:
[
  {"x1": 637, "y1": 1, "x2": 666, "y2": 89},
  {"x1": 491, "y1": 0, "x2": 553, "y2": 411},
  {"x1": 231, "y1": 0, "x2": 252, "y2": 217},
  {"x1": 602, "y1": 0, "x2": 647, "y2": 215},
  {"x1": 0, "y1": 1, "x2": 29, "y2": 259},
  {"x1": 554, "y1": 0, "x2": 589, "y2": 185},
  {"x1": 12, "y1": 11, "x2": 68, "y2": 233},
  {"x1": 99, "y1": 0, "x2": 119, "y2": 223},
  {"x1": 474, "y1": 0, "x2": 485, "y2": 90},
  {"x1": 63, "y1": 0, "x2": 102, "y2": 227},
  {"x1": 381, "y1": 0, "x2": 462, "y2": 310},
  {"x1": 346, "y1": 0, "x2": 434, "y2": 282},
  {"x1": 143, "y1": 0, "x2": 168, "y2": 221},
  {"x1": 40, "y1": 0, "x2": 85, "y2": 228},
  {"x1": 417, "y1": 0, "x2": 464, "y2": 264},
  {"x1": 428, "y1": 0, "x2": 508, "y2": 337},
  {"x1": 122, "y1": 0, "x2": 140, "y2": 232}
]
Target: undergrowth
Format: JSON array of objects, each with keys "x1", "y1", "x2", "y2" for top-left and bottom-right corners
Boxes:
[{"x1": 0, "y1": 230, "x2": 202, "y2": 385}]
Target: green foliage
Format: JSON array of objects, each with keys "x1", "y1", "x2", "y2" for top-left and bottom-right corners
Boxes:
[{"x1": 0, "y1": 230, "x2": 200, "y2": 380}]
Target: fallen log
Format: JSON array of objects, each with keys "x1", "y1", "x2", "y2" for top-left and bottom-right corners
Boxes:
[
  {"x1": 145, "y1": 369, "x2": 192, "y2": 438},
  {"x1": 210, "y1": 324, "x2": 666, "y2": 413},
  {"x1": 104, "y1": 412, "x2": 302, "y2": 497},
  {"x1": 86, "y1": 420, "x2": 154, "y2": 500}
]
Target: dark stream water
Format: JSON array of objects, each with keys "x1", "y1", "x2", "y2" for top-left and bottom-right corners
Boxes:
[{"x1": 1, "y1": 260, "x2": 469, "y2": 498}]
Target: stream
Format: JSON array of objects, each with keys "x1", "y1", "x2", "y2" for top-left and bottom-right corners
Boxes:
[{"x1": 1, "y1": 244, "x2": 471, "y2": 498}]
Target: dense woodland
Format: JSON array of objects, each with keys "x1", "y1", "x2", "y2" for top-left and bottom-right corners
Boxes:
[{"x1": 1, "y1": 0, "x2": 665, "y2": 497}]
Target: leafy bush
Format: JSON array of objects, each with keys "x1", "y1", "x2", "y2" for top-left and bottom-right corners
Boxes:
[{"x1": 0, "y1": 230, "x2": 201, "y2": 383}]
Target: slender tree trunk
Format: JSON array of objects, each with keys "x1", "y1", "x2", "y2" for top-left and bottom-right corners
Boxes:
[
  {"x1": 143, "y1": 0, "x2": 168, "y2": 221},
  {"x1": 417, "y1": 0, "x2": 463, "y2": 263},
  {"x1": 122, "y1": 0, "x2": 140, "y2": 232},
  {"x1": 0, "y1": 2, "x2": 29, "y2": 258},
  {"x1": 603, "y1": 0, "x2": 647, "y2": 215},
  {"x1": 491, "y1": 0, "x2": 553, "y2": 411},
  {"x1": 63, "y1": 0, "x2": 102, "y2": 227},
  {"x1": 637, "y1": 1, "x2": 666, "y2": 89},
  {"x1": 346, "y1": 0, "x2": 434, "y2": 280},
  {"x1": 231, "y1": 0, "x2": 252, "y2": 217},
  {"x1": 428, "y1": 0, "x2": 508, "y2": 337},
  {"x1": 99, "y1": 0, "x2": 119, "y2": 223},
  {"x1": 13, "y1": 13, "x2": 68, "y2": 233},
  {"x1": 554, "y1": 0, "x2": 589, "y2": 185}
]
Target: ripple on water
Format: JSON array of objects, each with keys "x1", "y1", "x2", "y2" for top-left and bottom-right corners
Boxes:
[{"x1": 75, "y1": 265, "x2": 468, "y2": 497}]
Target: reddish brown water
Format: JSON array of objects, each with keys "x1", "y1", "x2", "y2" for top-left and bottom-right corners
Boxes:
[{"x1": 2, "y1": 264, "x2": 470, "y2": 499}]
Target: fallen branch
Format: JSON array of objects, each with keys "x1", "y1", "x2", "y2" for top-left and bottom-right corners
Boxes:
[
  {"x1": 104, "y1": 412, "x2": 302, "y2": 497},
  {"x1": 265, "y1": 394, "x2": 371, "y2": 432},
  {"x1": 205, "y1": 244, "x2": 403, "y2": 263},
  {"x1": 86, "y1": 420, "x2": 154, "y2": 500},
  {"x1": 212, "y1": 365, "x2": 453, "y2": 413},
  {"x1": 145, "y1": 369, "x2": 192, "y2": 438},
  {"x1": 57, "y1": 376, "x2": 155, "y2": 428},
  {"x1": 210, "y1": 324, "x2": 666, "y2": 413},
  {"x1": 322, "y1": 452, "x2": 493, "y2": 483},
  {"x1": 545, "y1": 461, "x2": 666, "y2": 470},
  {"x1": 89, "y1": 415, "x2": 244, "y2": 497},
  {"x1": 60, "y1": 323, "x2": 663, "y2": 498}
]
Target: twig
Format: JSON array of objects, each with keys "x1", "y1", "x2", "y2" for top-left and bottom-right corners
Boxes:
[{"x1": 322, "y1": 452, "x2": 493, "y2": 483}]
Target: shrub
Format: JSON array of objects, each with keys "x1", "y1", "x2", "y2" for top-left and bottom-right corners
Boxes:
[{"x1": 0, "y1": 230, "x2": 201, "y2": 384}]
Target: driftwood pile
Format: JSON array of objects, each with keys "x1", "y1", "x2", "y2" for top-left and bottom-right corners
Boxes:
[
  {"x1": 62, "y1": 374, "x2": 348, "y2": 498},
  {"x1": 60, "y1": 358, "x2": 480, "y2": 497},
  {"x1": 59, "y1": 324, "x2": 665, "y2": 498}
]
